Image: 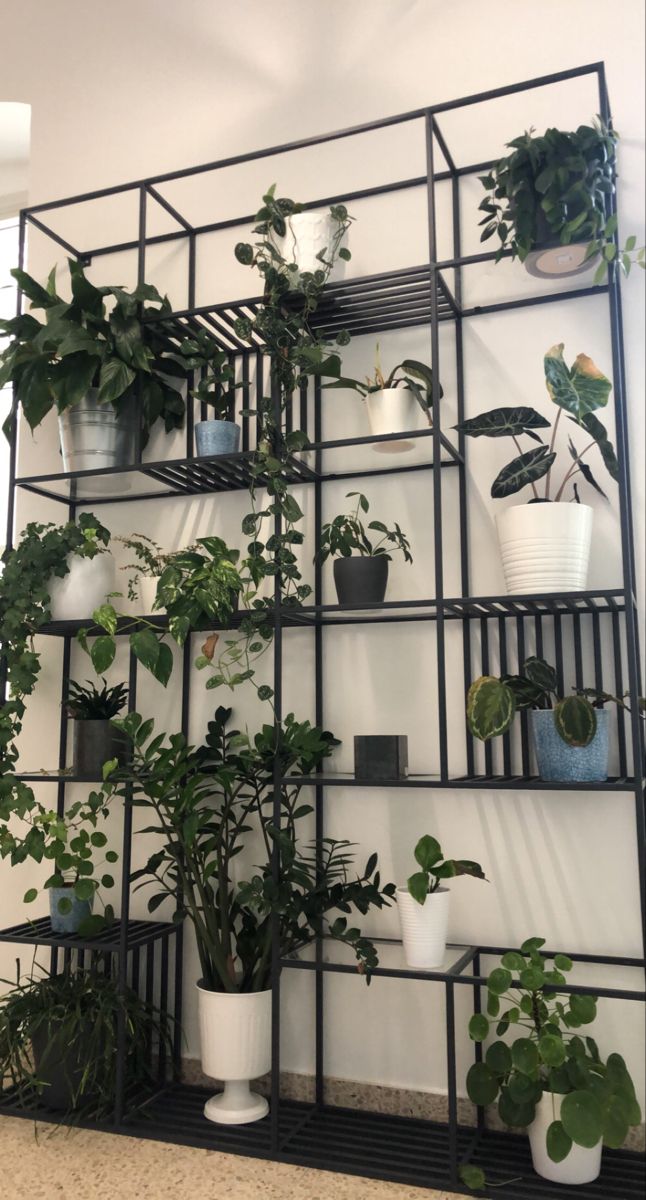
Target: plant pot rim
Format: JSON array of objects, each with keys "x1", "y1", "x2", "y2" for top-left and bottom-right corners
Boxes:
[
  {"x1": 500, "y1": 500, "x2": 593, "y2": 511},
  {"x1": 396, "y1": 886, "x2": 449, "y2": 898},
  {"x1": 195, "y1": 417, "x2": 239, "y2": 428},
  {"x1": 196, "y1": 979, "x2": 272, "y2": 997}
]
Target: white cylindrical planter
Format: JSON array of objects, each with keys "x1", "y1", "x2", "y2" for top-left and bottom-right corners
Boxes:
[
  {"x1": 48, "y1": 553, "x2": 116, "y2": 622},
  {"x1": 197, "y1": 984, "x2": 272, "y2": 1124},
  {"x1": 365, "y1": 387, "x2": 420, "y2": 453},
  {"x1": 273, "y1": 212, "x2": 347, "y2": 283},
  {"x1": 496, "y1": 502, "x2": 593, "y2": 594},
  {"x1": 138, "y1": 575, "x2": 162, "y2": 614},
  {"x1": 528, "y1": 1092, "x2": 602, "y2": 1185},
  {"x1": 397, "y1": 888, "x2": 450, "y2": 968}
]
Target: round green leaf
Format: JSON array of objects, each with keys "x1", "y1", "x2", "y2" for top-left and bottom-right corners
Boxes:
[
  {"x1": 488, "y1": 967, "x2": 513, "y2": 996},
  {"x1": 56, "y1": 896, "x2": 73, "y2": 915},
  {"x1": 90, "y1": 831, "x2": 107, "y2": 847},
  {"x1": 105, "y1": 850, "x2": 119, "y2": 863},
  {"x1": 546, "y1": 1119, "x2": 573, "y2": 1163},
  {"x1": 508, "y1": 1071, "x2": 542, "y2": 1105},
  {"x1": 469, "y1": 1014, "x2": 489, "y2": 1042},
  {"x1": 501, "y1": 951, "x2": 525, "y2": 971},
  {"x1": 74, "y1": 878, "x2": 95, "y2": 901},
  {"x1": 569, "y1": 994, "x2": 597, "y2": 1024},
  {"x1": 459, "y1": 1164, "x2": 487, "y2": 1192},
  {"x1": 512, "y1": 1038, "x2": 539, "y2": 1076},
  {"x1": 23, "y1": 888, "x2": 38, "y2": 903},
  {"x1": 466, "y1": 1061, "x2": 500, "y2": 1106},
  {"x1": 101, "y1": 873, "x2": 115, "y2": 888},
  {"x1": 498, "y1": 1088, "x2": 536, "y2": 1128},
  {"x1": 486, "y1": 992, "x2": 500, "y2": 1018},
  {"x1": 561, "y1": 1090, "x2": 603, "y2": 1148},
  {"x1": 539, "y1": 1033, "x2": 567, "y2": 1067},
  {"x1": 554, "y1": 953, "x2": 573, "y2": 972},
  {"x1": 485, "y1": 1041, "x2": 512, "y2": 1075},
  {"x1": 519, "y1": 965, "x2": 545, "y2": 991}
]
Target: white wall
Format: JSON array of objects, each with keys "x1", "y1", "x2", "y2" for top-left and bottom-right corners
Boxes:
[{"x1": 1, "y1": 0, "x2": 644, "y2": 1105}]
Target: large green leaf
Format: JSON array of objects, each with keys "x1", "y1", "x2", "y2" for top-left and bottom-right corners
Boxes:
[
  {"x1": 11, "y1": 267, "x2": 59, "y2": 310},
  {"x1": 523, "y1": 656, "x2": 558, "y2": 695},
  {"x1": 414, "y1": 834, "x2": 442, "y2": 871},
  {"x1": 68, "y1": 258, "x2": 107, "y2": 317},
  {"x1": 51, "y1": 351, "x2": 98, "y2": 411},
  {"x1": 546, "y1": 1120, "x2": 573, "y2": 1163},
  {"x1": 15, "y1": 356, "x2": 54, "y2": 429},
  {"x1": 544, "y1": 344, "x2": 612, "y2": 421},
  {"x1": 98, "y1": 356, "x2": 136, "y2": 403},
  {"x1": 512, "y1": 1038, "x2": 539, "y2": 1076},
  {"x1": 466, "y1": 1061, "x2": 500, "y2": 1106},
  {"x1": 554, "y1": 695, "x2": 597, "y2": 747},
  {"x1": 456, "y1": 407, "x2": 550, "y2": 440},
  {"x1": 491, "y1": 447, "x2": 556, "y2": 498},
  {"x1": 561, "y1": 1090, "x2": 603, "y2": 1148},
  {"x1": 576, "y1": 412, "x2": 619, "y2": 482},
  {"x1": 467, "y1": 676, "x2": 515, "y2": 741}
]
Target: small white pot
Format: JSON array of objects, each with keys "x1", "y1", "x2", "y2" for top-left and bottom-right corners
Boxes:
[
  {"x1": 397, "y1": 887, "x2": 450, "y2": 968},
  {"x1": 496, "y1": 502, "x2": 593, "y2": 594},
  {"x1": 365, "y1": 387, "x2": 420, "y2": 453},
  {"x1": 273, "y1": 212, "x2": 347, "y2": 283},
  {"x1": 528, "y1": 1092, "x2": 602, "y2": 1185},
  {"x1": 48, "y1": 553, "x2": 116, "y2": 622},
  {"x1": 138, "y1": 575, "x2": 162, "y2": 614},
  {"x1": 197, "y1": 983, "x2": 272, "y2": 1124}
]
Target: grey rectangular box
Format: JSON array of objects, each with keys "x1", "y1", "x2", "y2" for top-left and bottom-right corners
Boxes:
[{"x1": 354, "y1": 735, "x2": 409, "y2": 780}]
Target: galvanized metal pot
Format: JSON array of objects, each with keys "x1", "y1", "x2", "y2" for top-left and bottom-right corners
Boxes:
[
  {"x1": 58, "y1": 390, "x2": 137, "y2": 473},
  {"x1": 195, "y1": 419, "x2": 240, "y2": 457}
]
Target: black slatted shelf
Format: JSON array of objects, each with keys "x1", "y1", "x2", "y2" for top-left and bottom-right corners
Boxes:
[
  {"x1": 283, "y1": 773, "x2": 642, "y2": 792},
  {"x1": 280, "y1": 589, "x2": 627, "y2": 625},
  {"x1": 0, "y1": 916, "x2": 176, "y2": 951}
]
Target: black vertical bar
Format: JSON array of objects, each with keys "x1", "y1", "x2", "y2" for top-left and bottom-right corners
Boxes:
[
  {"x1": 186, "y1": 234, "x2": 196, "y2": 459},
  {"x1": 158, "y1": 935, "x2": 170, "y2": 1082},
  {"x1": 241, "y1": 352, "x2": 250, "y2": 452},
  {"x1": 134, "y1": 186, "x2": 147, "y2": 465},
  {"x1": 299, "y1": 377, "x2": 309, "y2": 441},
  {"x1": 612, "y1": 612, "x2": 628, "y2": 777},
  {"x1": 553, "y1": 613, "x2": 565, "y2": 697},
  {"x1": 472, "y1": 953, "x2": 485, "y2": 1135},
  {"x1": 498, "y1": 617, "x2": 512, "y2": 777},
  {"x1": 270, "y1": 370, "x2": 282, "y2": 1152},
  {"x1": 572, "y1": 613, "x2": 584, "y2": 690},
  {"x1": 227, "y1": 353, "x2": 236, "y2": 423},
  {"x1": 256, "y1": 351, "x2": 265, "y2": 451},
  {"x1": 172, "y1": 640, "x2": 191, "y2": 1080},
  {"x1": 314, "y1": 377, "x2": 324, "y2": 1109},
  {"x1": 56, "y1": 637, "x2": 72, "y2": 818},
  {"x1": 481, "y1": 618, "x2": 492, "y2": 777},
  {"x1": 446, "y1": 981, "x2": 458, "y2": 1189},
  {"x1": 453, "y1": 167, "x2": 473, "y2": 781},
  {"x1": 2, "y1": 211, "x2": 26, "y2": 563},
  {"x1": 114, "y1": 649, "x2": 138, "y2": 1124},
  {"x1": 517, "y1": 617, "x2": 530, "y2": 775},
  {"x1": 535, "y1": 613, "x2": 544, "y2": 660},
  {"x1": 424, "y1": 111, "x2": 448, "y2": 782},
  {"x1": 131, "y1": 946, "x2": 140, "y2": 992}
]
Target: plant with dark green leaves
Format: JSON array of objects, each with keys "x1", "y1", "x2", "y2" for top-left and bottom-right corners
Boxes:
[
  {"x1": 455, "y1": 344, "x2": 617, "y2": 502},
  {"x1": 466, "y1": 655, "x2": 642, "y2": 749},
  {"x1": 64, "y1": 678, "x2": 128, "y2": 720},
  {"x1": 0, "y1": 259, "x2": 187, "y2": 445},
  {"x1": 115, "y1": 533, "x2": 177, "y2": 603},
  {"x1": 406, "y1": 835, "x2": 486, "y2": 904},
  {"x1": 173, "y1": 328, "x2": 242, "y2": 422},
  {"x1": 318, "y1": 492, "x2": 413, "y2": 563},
  {"x1": 465, "y1": 938, "x2": 641, "y2": 1167},
  {"x1": 100, "y1": 706, "x2": 395, "y2": 992},
  {"x1": 0, "y1": 963, "x2": 172, "y2": 1117},
  {"x1": 478, "y1": 121, "x2": 644, "y2": 284},
  {"x1": 322, "y1": 343, "x2": 442, "y2": 424}
]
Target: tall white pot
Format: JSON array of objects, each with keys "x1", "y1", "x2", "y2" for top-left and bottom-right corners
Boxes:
[
  {"x1": 273, "y1": 212, "x2": 347, "y2": 283},
  {"x1": 496, "y1": 502, "x2": 593, "y2": 594},
  {"x1": 365, "y1": 387, "x2": 420, "y2": 453},
  {"x1": 397, "y1": 888, "x2": 450, "y2": 968},
  {"x1": 48, "y1": 553, "x2": 116, "y2": 622},
  {"x1": 197, "y1": 984, "x2": 272, "y2": 1124},
  {"x1": 528, "y1": 1092, "x2": 602, "y2": 1184},
  {"x1": 138, "y1": 575, "x2": 162, "y2": 614}
]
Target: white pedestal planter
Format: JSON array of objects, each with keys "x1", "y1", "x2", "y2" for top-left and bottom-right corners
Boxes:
[
  {"x1": 273, "y1": 212, "x2": 347, "y2": 283},
  {"x1": 197, "y1": 984, "x2": 272, "y2": 1124},
  {"x1": 48, "y1": 553, "x2": 116, "y2": 622},
  {"x1": 528, "y1": 1092, "x2": 602, "y2": 1184},
  {"x1": 397, "y1": 888, "x2": 450, "y2": 968},
  {"x1": 138, "y1": 575, "x2": 162, "y2": 614},
  {"x1": 365, "y1": 388, "x2": 420, "y2": 453},
  {"x1": 496, "y1": 502, "x2": 593, "y2": 594}
]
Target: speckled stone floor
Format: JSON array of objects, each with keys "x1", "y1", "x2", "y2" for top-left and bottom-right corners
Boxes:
[{"x1": 0, "y1": 1115, "x2": 466, "y2": 1200}]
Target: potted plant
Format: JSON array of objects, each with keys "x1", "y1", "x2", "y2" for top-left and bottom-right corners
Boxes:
[
  {"x1": 64, "y1": 677, "x2": 129, "y2": 777},
  {"x1": 0, "y1": 965, "x2": 170, "y2": 1115},
  {"x1": 318, "y1": 491, "x2": 413, "y2": 605},
  {"x1": 455, "y1": 343, "x2": 616, "y2": 593},
  {"x1": 116, "y1": 533, "x2": 177, "y2": 612},
  {"x1": 323, "y1": 344, "x2": 441, "y2": 451},
  {"x1": 175, "y1": 330, "x2": 243, "y2": 457},
  {"x1": 0, "y1": 259, "x2": 187, "y2": 471},
  {"x1": 465, "y1": 937, "x2": 641, "y2": 1185},
  {"x1": 252, "y1": 183, "x2": 353, "y2": 284},
  {"x1": 398, "y1": 835, "x2": 486, "y2": 968},
  {"x1": 466, "y1": 655, "x2": 642, "y2": 782},
  {"x1": 478, "y1": 121, "x2": 644, "y2": 282},
  {"x1": 103, "y1": 706, "x2": 395, "y2": 1124}
]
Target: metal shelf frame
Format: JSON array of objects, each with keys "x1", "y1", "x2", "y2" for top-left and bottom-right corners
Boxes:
[{"x1": 2, "y1": 61, "x2": 645, "y2": 1197}]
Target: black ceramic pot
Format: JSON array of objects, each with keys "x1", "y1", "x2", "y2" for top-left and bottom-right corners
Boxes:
[
  {"x1": 333, "y1": 556, "x2": 388, "y2": 605},
  {"x1": 31, "y1": 1020, "x2": 91, "y2": 1111},
  {"x1": 73, "y1": 720, "x2": 130, "y2": 777}
]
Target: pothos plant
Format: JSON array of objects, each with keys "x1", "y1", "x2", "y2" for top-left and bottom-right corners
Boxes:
[{"x1": 455, "y1": 344, "x2": 617, "y2": 502}]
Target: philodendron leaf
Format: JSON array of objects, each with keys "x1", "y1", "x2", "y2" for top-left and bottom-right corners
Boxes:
[
  {"x1": 491, "y1": 445, "x2": 556, "y2": 498},
  {"x1": 561, "y1": 1090, "x2": 604, "y2": 1148},
  {"x1": 456, "y1": 406, "x2": 550, "y2": 440},
  {"x1": 544, "y1": 343, "x2": 612, "y2": 422},
  {"x1": 467, "y1": 676, "x2": 515, "y2": 741},
  {"x1": 577, "y1": 411, "x2": 620, "y2": 482},
  {"x1": 554, "y1": 695, "x2": 597, "y2": 747}
]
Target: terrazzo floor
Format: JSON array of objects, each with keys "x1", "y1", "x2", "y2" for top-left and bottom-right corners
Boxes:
[{"x1": 0, "y1": 1115, "x2": 466, "y2": 1200}]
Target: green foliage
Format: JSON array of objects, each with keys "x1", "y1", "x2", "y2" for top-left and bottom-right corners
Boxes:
[
  {"x1": 455, "y1": 344, "x2": 616, "y2": 503},
  {"x1": 466, "y1": 940, "x2": 641, "y2": 1161},
  {"x1": 172, "y1": 327, "x2": 242, "y2": 422},
  {"x1": 64, "y1": 677, "x2": 128, "y2": 720},
  {"x1": 115, "y1": 533, "x2": 180, "y2": 602},
  {"x1": 102, "y1": 706, "x2": 395, "y2": 991},
  {"x1": 322, "y1": 343, "x2": 442, "y2": 423},
  {"x1": 406, "y1": 833, "x2": 486, "y2": 903},
  {"x1": 318, "y1": 492, "x2": 413, "y2": 563},
  {"x1": 0, "y1": 260, "x2": 187, "y2": 446}
]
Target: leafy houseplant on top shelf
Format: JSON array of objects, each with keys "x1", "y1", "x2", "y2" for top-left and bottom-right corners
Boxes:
[
  {"x1": 479, "y1": 121, "x2": 645, "y2": 282},
  {"x1": 466, "y1": 655, "x2": 643, "y2": 783},
  {"x1": 322, "y1": 344, "x2": 442, "y2": 453},
  {"x1": 101, "y1": 706, "x2": 395, "y2": 1124},
  {"x1": 259, "y1": 183, "x2": 354, "y2": 285},
  {"x1": 465, "y1": 937, "x2": 641, "y2": 1186},
  {"x1": 0, "y1": 259, "x2": 187, "y2": 472},
  {"x1": 174, "y1": 329, "x2": 243, "y2": 457},
  {"x1": 398, "y1": 835, "x2": 486, "y2": 969},
  {"x1": 455, "y1": 343, "x2": 617, "y2": 595},
  {"x1": 318, "y1": 492, "x2": 413, "y2": 605},
  {"x1": 65, "y1": 678, "x2": 129, "y2": 778}
]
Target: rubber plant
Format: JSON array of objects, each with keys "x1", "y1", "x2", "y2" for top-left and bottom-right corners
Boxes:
[
  {"x1": 455, "y1": 344, "x2": 617, "y2": 502},
  {"x1": 478, "y1": 121, "x2": 645, "y2": 283}
]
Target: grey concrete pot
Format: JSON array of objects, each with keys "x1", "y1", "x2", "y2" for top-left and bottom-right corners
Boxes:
[
  {"x1": 195, "y1": 419, "x2": 240, "y2": 457},
  {"x1": 49, "y1": 886, "x2": 93, "y2": 935},
  {"x1": 333, "y1": 556, "x2": 389, "y2": 605},
  {"x1": 73, "y1": 719, "x2": 130, "y2": 777},
  {"x1": 530, "y1": 709, "x2": 609, "y2": 782},
  {"x1": 58, "y1": 389, "x2": 137, "y2": 472}
]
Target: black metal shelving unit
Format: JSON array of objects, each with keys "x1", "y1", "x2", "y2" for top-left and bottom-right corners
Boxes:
[{"x1": 1, "y1": 62, "x2": 645, "y2": 1198}]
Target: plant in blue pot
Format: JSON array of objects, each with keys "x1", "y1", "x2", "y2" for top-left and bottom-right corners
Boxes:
[
  {"x1": 175, "y1": 330, "x2": 243, "y2": 457},
  {"x1": 466, "y1": 656, "x2": 642, "y2": 783}
]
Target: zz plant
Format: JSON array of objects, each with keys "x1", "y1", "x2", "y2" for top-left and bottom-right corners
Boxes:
[
  {"x1": 318, "y1": 492, "x2": 413, "y2": 563},
  {"x1": 455, "y1": 344, "x2": 617, "y2": 502}
]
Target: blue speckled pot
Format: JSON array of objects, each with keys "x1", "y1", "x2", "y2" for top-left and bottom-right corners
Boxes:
[
  {"x1": 530, "y1": 709, "x2": 609, "y2": 782},
  {"x1": 195, "y1": 420, "x2": 240, "y2": 457},
  {"x1": 49, "y1": 887, "x2": 93, "y2": 934}
]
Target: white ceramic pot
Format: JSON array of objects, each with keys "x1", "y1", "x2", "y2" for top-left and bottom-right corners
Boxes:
[
  {"x1": 139, "y1": 575, "x2": 162, "y2": 614},
  {"x1": 273, "y1": 212, "x2": 347, "y2": 283},
  {"x1": 48, "y1": 553, "x2": 116, "y2": 622},
  {"x1": 397, "y1": 887, "x2": 450, "y2": 968},
  {"x1": 197, "y1": 984, "x2": 272, "y2": 1124},
  {"x1": 528, "y1": 1092, "x2": 602, "y2": 1184},
  {"x1": 365, "y1": 387, "x2": 420, "y2": 453},
  {"x1": 495, "y1": 502, "x2": 593, "y2": 594}
]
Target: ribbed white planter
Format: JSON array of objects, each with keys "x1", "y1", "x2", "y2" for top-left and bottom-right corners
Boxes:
[
  {"x1": 138, "y1": 575, "x2": 162, "y2": 614},
  {"x1": 48, "y1": 553, "x2": 116, "y2": 622},
  {"x1": 496, "y1": 502, "x2": 593, "y2": 594},
  {"x1": 273, "y1": 212, "x2": 347, "y2": 283},
  {"x1": 365, "y1": 387, "x2": 419, "y2": 453},
  {"x1": 397, "y1": 888, "x2": 450, "y2": 968},
  {"x1": 528, "y1": 1092, "x2": 602, "y2": 1184},
  {"x1": 197, "y1": 984, "x2": 272, "y2": 1124}
]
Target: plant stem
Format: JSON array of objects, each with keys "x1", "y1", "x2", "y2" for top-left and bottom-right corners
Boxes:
[
  {"x1": 554, "y1": 438, "x2": 596, "y2": 502},
  {"x1": 544, "y1": 407, "x2": 562, "y2": 500}
]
